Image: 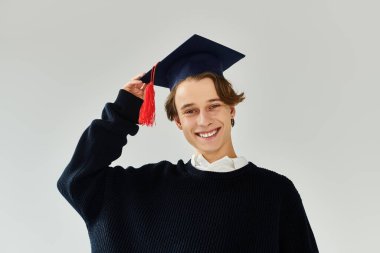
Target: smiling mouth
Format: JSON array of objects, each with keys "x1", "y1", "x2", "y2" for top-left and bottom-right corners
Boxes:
[{"x1": 195, "y1": 127, "x2": 221, "y2": 138}]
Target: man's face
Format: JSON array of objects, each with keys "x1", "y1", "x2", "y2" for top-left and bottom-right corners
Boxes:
[{"x1": 174, "y1": 77, "x2": 235, "y2": 159}]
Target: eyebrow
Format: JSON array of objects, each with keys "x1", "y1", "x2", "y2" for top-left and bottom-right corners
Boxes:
[{"x1": 180, "y1": 99, "x2": 222, "y2": 111}]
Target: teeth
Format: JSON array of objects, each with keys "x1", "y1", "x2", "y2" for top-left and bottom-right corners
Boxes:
[{"x1": 198, "y1": 129, "x2": 218, "y2": 138}]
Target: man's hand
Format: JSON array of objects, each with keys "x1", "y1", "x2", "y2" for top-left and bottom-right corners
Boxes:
[{"x1": 122, "y1": 72, "x2": 147, "y2": 100}]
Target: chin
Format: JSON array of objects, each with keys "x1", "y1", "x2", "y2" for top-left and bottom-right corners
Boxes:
[{"x1": 197, "y1": 143, "x2": 222, "y2": 153}]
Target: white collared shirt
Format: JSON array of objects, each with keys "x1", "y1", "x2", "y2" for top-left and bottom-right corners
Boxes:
[{"x1": 190, "y1": 153, "x2": 249, "y2": 172}]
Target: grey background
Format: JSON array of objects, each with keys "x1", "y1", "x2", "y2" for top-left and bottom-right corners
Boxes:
[{"x1": 1, "y1": 0, "x2": 379, "y2": 252}]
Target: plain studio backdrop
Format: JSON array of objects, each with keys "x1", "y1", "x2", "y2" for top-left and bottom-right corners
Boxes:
[{"x1": 0, "y1": 0, "x2": 379, "y2": 252}]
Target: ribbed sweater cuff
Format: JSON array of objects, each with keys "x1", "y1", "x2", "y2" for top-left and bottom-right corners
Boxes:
[{"x1": 114, "y1": 89, "x2": 144, "y2": 124}]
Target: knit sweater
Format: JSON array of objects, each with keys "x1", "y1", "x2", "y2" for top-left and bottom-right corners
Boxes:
[{"x1": 57, "y1": 89, "x2": 319, "y2": 253}]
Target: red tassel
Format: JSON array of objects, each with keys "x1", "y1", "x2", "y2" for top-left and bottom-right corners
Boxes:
[
  {"x1": 138, "y1": 63, "x2": 158, "y2": 126},
  {"x1": 138, "y1": 82, "x2": 156, "y2": 126}
]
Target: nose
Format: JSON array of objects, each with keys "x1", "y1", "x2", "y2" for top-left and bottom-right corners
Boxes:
[{"x1": 197, "y1": 109, "x2": 212, "y2": 127}]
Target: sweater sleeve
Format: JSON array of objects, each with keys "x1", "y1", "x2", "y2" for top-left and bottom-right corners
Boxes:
[
  {"x1": 279, "y1": 178, "x2": 319, "y2": 253},
  {"x1": 57, "y1": 89, "x2": 143, "y2": 224}
]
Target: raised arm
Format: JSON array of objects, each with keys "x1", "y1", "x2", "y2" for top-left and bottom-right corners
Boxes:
[{"x1": 57, "y1": 73, "x2": 147, "y2": 224}]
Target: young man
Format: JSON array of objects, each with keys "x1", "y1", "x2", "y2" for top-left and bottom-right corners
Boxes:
[
  {"x1": 125, "y1": 70, "x2": 245, "y2": 167},
  {"x1": 57, "y1": 34, "x2": 319, "y2": 252}
]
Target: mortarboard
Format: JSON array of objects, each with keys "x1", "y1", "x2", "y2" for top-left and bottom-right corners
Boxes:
[{"x1": 137, "y1": 34, "x2": 245, "y2": 126}]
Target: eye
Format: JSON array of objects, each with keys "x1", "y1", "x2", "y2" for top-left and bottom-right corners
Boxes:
[
  {"x1": 184, "y1": 109, "x2": 194, "y2": 114},
  {"x1": 210, "y1": 104, "x2": 221, "y2": 109}
]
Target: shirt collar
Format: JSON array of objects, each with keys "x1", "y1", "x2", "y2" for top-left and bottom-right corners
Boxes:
[{"x1": 190, "y1": 153, "x2": 249, "y2": 172}]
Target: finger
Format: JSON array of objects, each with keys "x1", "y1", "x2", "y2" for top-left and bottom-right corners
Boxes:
[
  {"x1": 125, "y1": 80, "x2": 143, "y2": 87},
  {"x1": 139, "y1": 83, "x2": 146, "y2": 90},
  {"x1": 127, "y1": 81, "x2": 145, "y2": 89},
  {"x1": 129, "y1": 79, "x2": 143, "y2": 84},
  {"x1": 131, "y1": 72, "x2": 146, "y2": 81}
]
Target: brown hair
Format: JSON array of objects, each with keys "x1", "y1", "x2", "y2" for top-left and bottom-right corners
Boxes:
[{"x1": 164, "y1": 71, "x2": 246, "y2": 121}]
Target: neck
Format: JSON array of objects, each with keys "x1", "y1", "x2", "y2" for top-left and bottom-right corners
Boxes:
[{"x1": 197, "y1": 147, "x2": 237, "y2": 164}]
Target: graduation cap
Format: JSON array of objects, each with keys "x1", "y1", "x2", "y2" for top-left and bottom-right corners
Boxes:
[{"x1": 138, "y1": 34, "x2": 245, "y2": 126}]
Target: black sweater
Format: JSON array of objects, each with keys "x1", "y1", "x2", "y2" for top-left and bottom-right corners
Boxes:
[{"x1": 57, "y1": 89, "x2": 319, "y2": 253}]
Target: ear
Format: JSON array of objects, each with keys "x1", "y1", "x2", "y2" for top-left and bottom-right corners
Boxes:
[
  {"x1": 174, "y1": 116, "x2": 182, "y2": 130},
  {"x1": 229, "y1": 106, "x2": 236, "y2": 118}
]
